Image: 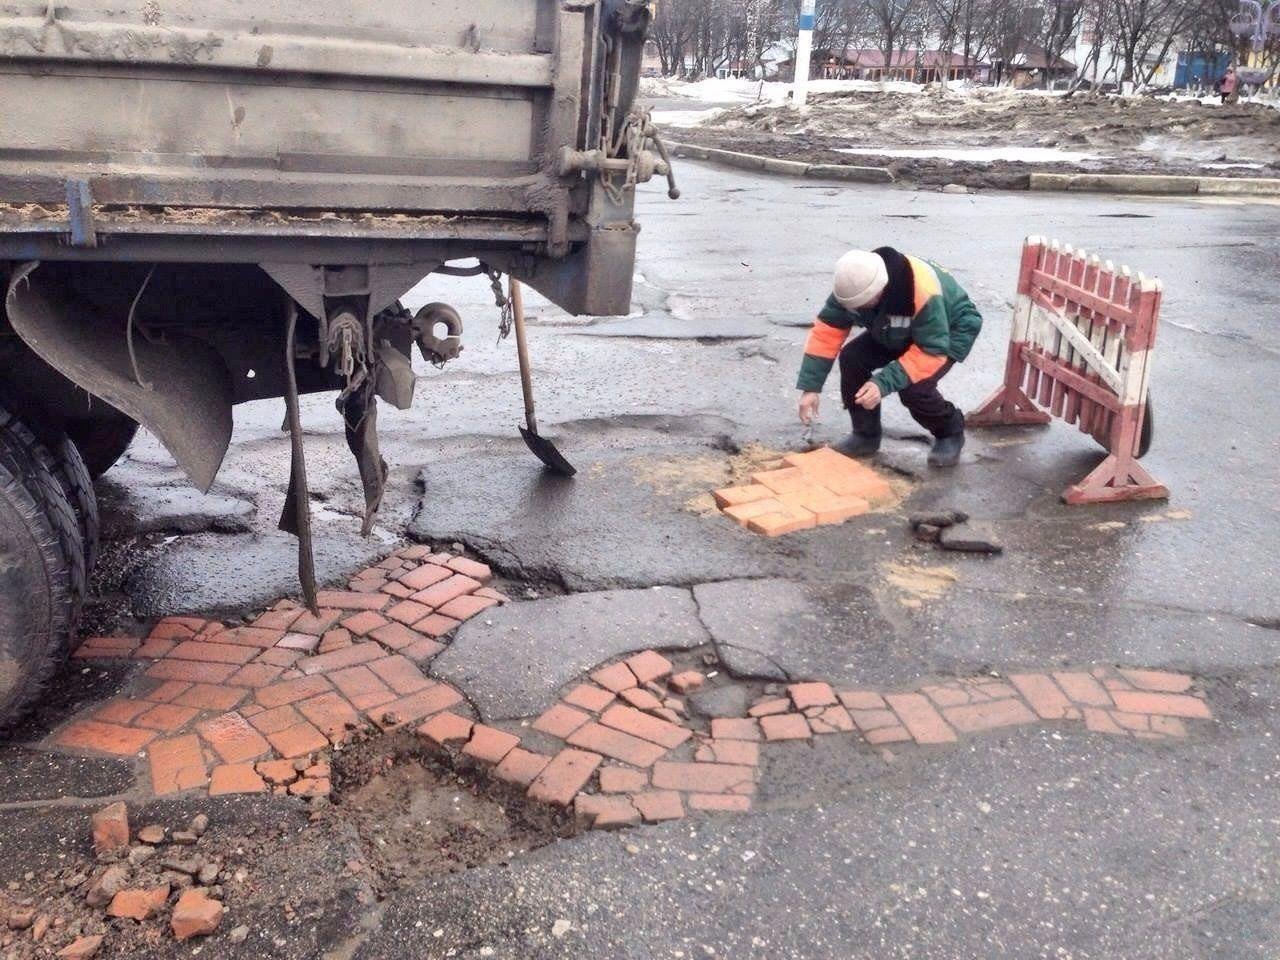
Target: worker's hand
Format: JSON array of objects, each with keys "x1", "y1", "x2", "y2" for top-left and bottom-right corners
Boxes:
[
  {"x1": 854, "y1": 381, "x2": 882, "y2": 410},
  {"x1": 798, "y1": 392, "x2": 821, "y2": 425}
]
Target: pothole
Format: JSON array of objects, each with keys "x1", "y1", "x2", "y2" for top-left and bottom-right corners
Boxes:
[{"x1": 323, "y1": 731, "x2": 567, "y2": 897}]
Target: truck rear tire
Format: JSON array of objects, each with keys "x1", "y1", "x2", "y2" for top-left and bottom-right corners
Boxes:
[
  {"x1": 46, "y1": 434, "x2": 99, "y2": 577},
  {"x1": 67, "y1": 417, "x2": 138, "y2": 479},
  {"x1": 0, "y1": 410, "x2": 78, "y2": 730}
]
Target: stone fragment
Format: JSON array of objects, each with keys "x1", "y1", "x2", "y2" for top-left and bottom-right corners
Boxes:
[
  {"x1": 90, "y1": 802, "x2": 130, "y2": 858},
  {"x1": 7, "y1": 909, "x2": 35, "y2": 930},
  {"x1": 229, "y1": 925, "x2": 250, "y2": 944},
  {"x1": 171, "y1": 830, "x2": 198, "y2": 846},
  {"x1": 938, "y1": 522, "x2": 1003, "y2": 554},
  {"x1": 57, "y1": 935, "x2": 104, "y2": 959},
  {"x1": 171, "y1": 889, "x2": 223, "y2": 940},
  {"x1": 189, "y1": 813, "x2": 209, "y2": 836},
  {"x1": 909, "y1": 510, "x2": 969, "y2": 530},
  {"x1": 107, "y1": 884, "x2": 170, "y2": 921},
  {"x1": 85, "y1": 864, "x2": 131, "y2": 907},
  {"x1": 137, "y1": 825, "x2": 165, "y2": 845},
  {"x1": 127, "y1": 846, "x2": 155, "y2": 867}
]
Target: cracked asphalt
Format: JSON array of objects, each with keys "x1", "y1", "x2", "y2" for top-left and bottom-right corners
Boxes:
[{"x1": 4, "y1": 161, "x2": 1279, "y2": 959}]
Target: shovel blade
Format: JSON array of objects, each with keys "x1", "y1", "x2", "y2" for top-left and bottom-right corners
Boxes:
[{"x1": 519, "y1": 425, "x2": 576, "y2": 477}]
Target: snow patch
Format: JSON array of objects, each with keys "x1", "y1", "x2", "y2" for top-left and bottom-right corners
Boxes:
[{"x1": 835, "y1": 145, "x2": 1108, "y2": 164}]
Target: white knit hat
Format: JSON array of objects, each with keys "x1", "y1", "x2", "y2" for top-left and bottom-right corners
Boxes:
[{"x1": 833, "y1": 250, "x2": 889, "y2": 310}]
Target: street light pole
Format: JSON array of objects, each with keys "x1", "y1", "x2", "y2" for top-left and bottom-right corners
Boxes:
[{"x1": 793, "y1": 0, "x2": 816, "y2": 105}]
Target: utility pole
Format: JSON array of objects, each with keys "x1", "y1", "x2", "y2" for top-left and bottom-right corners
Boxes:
[{"x1": 793, "y1": 0, "x2": 817, "y2": 104}]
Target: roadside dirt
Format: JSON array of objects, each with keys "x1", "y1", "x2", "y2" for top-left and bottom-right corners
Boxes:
[{"x1": 661, "y1": 88, "x2": 1280, "y2": 190}]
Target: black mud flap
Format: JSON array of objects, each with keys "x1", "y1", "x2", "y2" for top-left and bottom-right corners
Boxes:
[
  {"x1": 341, "y1": 383, "x2": 388, "y2": 537},
  {"x1": 5, "y1": 262, "x2": 233, "y2": 492}
]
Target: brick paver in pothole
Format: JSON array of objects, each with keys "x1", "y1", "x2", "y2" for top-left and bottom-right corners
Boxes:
[
  {"x1": 713, "y1": 447, "x2": 898, "y2": 537},
  {"x1": 58, "y1": 547, "x2": 1214, "y2": 832}
]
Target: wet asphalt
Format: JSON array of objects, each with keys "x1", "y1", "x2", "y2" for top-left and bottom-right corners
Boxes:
[{"x1": 7, "y1": 162, "x2": 1280, "y2": 958}]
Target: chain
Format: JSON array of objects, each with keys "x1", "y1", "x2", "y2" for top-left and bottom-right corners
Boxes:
[{"x1": 485, "y1": 266, "x2": 514, "y2": 343}]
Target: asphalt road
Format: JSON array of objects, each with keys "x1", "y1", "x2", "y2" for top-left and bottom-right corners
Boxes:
[{"x1": 21, "y1": 163, "x2": 1280, "y2": 958}]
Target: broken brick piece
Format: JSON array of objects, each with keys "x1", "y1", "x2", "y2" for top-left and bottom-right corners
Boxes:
[
  {"x1": 694, "y1": 739, "x2": 760, "y2": 766},
  {"x1": 576, "y1": 793, "x2": 640, "y2": 830},
  {"x1": 414, "y1": 614, "x2": 462, "y2": 640},
  {"x1": 599, "y1": 766, "x2": 649, "y2": 793},
  {"x1": 747, "y1": 697, "x2": 790, "y2": 717},
  {"x1": 532, "y1": 703, "x2": 591, "y2": 739},
  {"x1": 462, "y1": 724, "x2": 521, "y2": 764},
  {"x1": 411, "y1": 574, "x2": 482, "y2": 609},
  {"x1": 625, "y1": 650, "x2": 673, "y2": 684},
  {"x1": 651, "y1": 761, "x2": 755, "y2": 794},
  {"x1": 787, "y1": 681, "x2": 837, "y2": 710},
  {"x1": 197, "y1": 712, "x2": 271, "y2": 763},
  {"x1": 567, "y1": 723, "x2": 667, "y2": 768},
  {"x1": 445, "y1": 556, "x2": 493, "y2": 582},
  {"x1": 208, "y1": 763, "x2": 267, "y2": 796},
  {"x1": 148, "y1": 735, "x2": 208, "y2": 795},
  {"x1": 265, "y1": 720, "x2": 329, "y2": 758},
  {"x1": 708, "y1": 718, "x2": 760, "y2": 742},
  {"x1": 256, "y1": 758, "x2": 301, "y2": 785},
  {"x1": 668, "y1": 671, "x2": 705, "y2": 694},
  {"x1": 631, "y1": 790, "x2": 685, "y2": 823},
  {"x1": 527, "y1": 749, "x2": 602, "y2": 807},
  {"x1": 315, "y1": 590, "x2": 388, "y2": 612},
  {"x1": 107, "y1": 884, "x2": 169, "y2": 922},
  {"x1": 56, "y1": 720, "x2": 156, "y2": 757},
  {"x1": 493, "y1": 748, "x2": 551, "y2": 787},
  {"x1": 563, "y1": 684, "x2": 616, "y2": 713},
  {"x1": 435, "y1": 593, "x2": 498, "y2": 622},
  {"x1": 135, "y1": 702, "x2": 200, "y2": 733},
  {"x1": 91, "y1": 802, "x2": 130, "y2": 857},
  {"x1": 760, "y1": 713, "x2": 811, "y2": 741},
  {"x1": 340, "y1": 610, "x2": 390, "y2": 637},
  {"x1": 590, "y1": 661, "x2": 638, "y2": 693},
  {"x1": 884, "y1": 693, "x2": 957, "y2": 745},
  {"x1": 171, "y1": 889, "x2": 222, "y2": 941},
  {"x1": 398, "y1": 563, "x2": 453, "y2": 592},
  {"x1": 417, "y1": 712, "x2": 474, "y2": 748},
  {"x1": 688, "y1": 793, "x2": 751, "y2": 813},
  {"x1": 599, "y1": 704, "x2": 690, "y2": 749}
]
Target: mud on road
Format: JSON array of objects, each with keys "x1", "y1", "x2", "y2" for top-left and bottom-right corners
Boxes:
[{"x1": 661, "y1": 88, "x2": 1280, "y2": 190}]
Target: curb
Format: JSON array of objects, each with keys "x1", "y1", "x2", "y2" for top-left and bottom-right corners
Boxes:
[
  {"x1": 1029, "y1": 172, "x2": 1280, "y2": 197},
  {"x1": 667, "y1": 142, "x2": 895, "y2": 184}
]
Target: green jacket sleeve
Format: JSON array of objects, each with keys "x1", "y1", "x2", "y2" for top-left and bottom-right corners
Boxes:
[
  {"x1": 871, "y1": 296, "x2": 952, "y2": 396},
  {"x1": 796, "y1": 295, "x2": 862, "y2": 392}
]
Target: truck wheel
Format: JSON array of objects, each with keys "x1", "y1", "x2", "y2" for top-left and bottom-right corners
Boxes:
[
  {"x1": 67, "y1": 417, "x2": 139, "y2": 479},
  {"x1": 0, "y1": 413, "x2": 77, "y2": 729},
  {"x1": 1137, "y1": 394, "x2": 1154, "y2": 460},
  {"x1": 46, "y1": 435, "x2": 99, "y2": 576},
  {"x1": 0, "y1": 409, "x2": 87, "y2": 627}
]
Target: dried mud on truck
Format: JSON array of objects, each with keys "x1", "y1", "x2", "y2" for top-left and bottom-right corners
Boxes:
[{"x1": 0, "y1": 0, "x2": 677, "y2": 727}]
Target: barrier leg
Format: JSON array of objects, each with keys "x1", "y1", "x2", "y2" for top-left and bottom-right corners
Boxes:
[
  {"x1": 968, "y1": 343, "x2": 1052, "y2": 427},
  {"x1": 1062, "y1": 405, "x2": 1168, "y2": 504}
]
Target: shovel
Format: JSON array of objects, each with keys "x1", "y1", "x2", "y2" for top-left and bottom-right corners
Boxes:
[{"x1": 509, "y1": 279, "x2": 576, "y2": 477}]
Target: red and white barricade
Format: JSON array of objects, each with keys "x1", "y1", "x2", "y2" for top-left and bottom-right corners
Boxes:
[{"x1": 969, "y1": 237, "x2": 1169, "y2": 505}]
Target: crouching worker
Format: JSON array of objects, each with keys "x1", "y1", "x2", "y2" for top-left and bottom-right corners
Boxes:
[{"x1": 796, "y1": 247, "x2": 982, "y2": 467}]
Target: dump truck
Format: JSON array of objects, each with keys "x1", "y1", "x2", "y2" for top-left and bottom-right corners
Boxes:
[{"x1": 0, "y1": 0, "x2": 676, "y2": 726}]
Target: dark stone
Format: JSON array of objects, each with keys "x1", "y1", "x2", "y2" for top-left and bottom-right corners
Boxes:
[
  {"x1": 909, "y1": 510, "x2": 970, "y2": 530},
  {"x1": 938, "y1": 522, "x2": 1004, "y2": 554},
  {"x1": 914, "y1": 523, "x2": 943, "y2": 543}
]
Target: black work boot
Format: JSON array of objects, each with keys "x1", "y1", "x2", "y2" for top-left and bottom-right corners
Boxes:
[
  {"x1": 927, "y1": 430, "x2": 965, "y2": 467},
  {"x1": 832, "y1": 431, "x2": 881, "y2": 459}
]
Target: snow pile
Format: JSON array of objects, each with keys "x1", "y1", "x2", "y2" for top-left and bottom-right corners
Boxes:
[
  {"x1": 836, "y1": 145, "x2": 1108, "y2": 164},
  {"x1": 643, "y1": 76, "x2": 937, "y2": 104}
]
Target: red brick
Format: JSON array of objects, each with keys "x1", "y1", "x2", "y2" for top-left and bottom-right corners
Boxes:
[
  {"x1": 885, "y1": 693, "x2": 957, "y2": 744},
  {"x1": 372, "y1": 683, "x2": 464, "y2": 729},
  {"x1": 384, "y1": 600, "x2": 432, "y2": 626},
  {"x1": 563, "y1": 684, "x2": 616, "y2": 713},
  {"x1": 411, "y1": 574, "x2": 482, "y2": 610},
  {"x1": 417, "y1": 711, "x2": 474, "y2": 747},
  {"x1": 368, "y1": 655, "x2": 431, "y2": 695},
  {"x1": 296, "y1": 691, "x2": 360, "y2": 740},
  {"x1": 838, "y1": 690, "x2": 887, "y2": 710},
  {"x1": 619, "y1": 687, "x2": 663, "y2": 711},
  {"x1": 760, "y1": 713, "x2": 811, "y2": 741},
  {"x1": 663, "y1": 672, "x2": 703, "y2": 695},
  {"x1": 1081, "y1": 707, "x2": 1122, "y2": 734},
  {"x1": 398, "y1": 563, "x2": 454, "y2": 592},
  {"x1": 168, "y1": 640, "x2": 257, "y2": 665},
  {"x1": 713, "y1": 484, "x2": 774, "y2": 509},
  {"x1": 1150, "y1": 715, "x2": 1188, "y2": 737},
  {"x1": 91, "y1": 801, "x2": 130, "y2": 856},
  {"x1": 709, "y1": 718, "x2": 761, "y2": 741},
  {"x1": 315, "y1": 590, "x2": 388, "y2": 612},
  {"x1": 403, "y1": 638, "x2": 446, "y2": 662},
  {"x1": 807, "y1": 705, "x2": 855, "y2": 734},
  {"x1": 141, "y1": 679, "x2": 193, "y2": 703},
  {"x1": 787, "y1": 681, "x2": 837, "y2": 710},
  {"x1": 256, "y1": 647, "x2": 303, "y2": 669},
  {"x1": 107, "y1": 885, "x2": 169, "y2": 922},
  {"x1": 329, "y1": 664, "x2": 393, "y2": 702},
  {"x1": 435, "y1": 594, "x2": 498, "y2": 621},
  {"x1": 317, "y1": 628, "x2": 352, "y2": 653},
  {"x1": 255, "y1": 758, "x2": 300, "y2": 785},
  {"x1": 248, "y1": 703, "x2": 303, "y2": 735},
  {"x1": 651, "y1": 761, "x2": 755, "y2": 794},
  {"x1": 1009, "y1": 674, "x2": 1073, "y2": 720},
  {"x1": 599, "y1": 766, "x2": 649, "y2": 793},
  {"x1": 414, "y1": 614, "x2": 461, "y2": 640},
  {"x1": 688, "y1": 793, "x2": 751, "y2": 813},
  {"x1": 379, "y1": 581, "x2": 414, "y2": 599},
  {"x1": 590, "y1": 662, "x2": 637, "y2": 693},
  {"x1": 1118, "y1": 669, "x2": 1194, "y2": 694},
  {"x1": 395, "y1": 544, "x2": 432, "y2": 560},
  {"x1": 493, "y1": 748, "x2": 551, "y2": 787},
  {"x1": 1110, "y1": 690, "x2": 1211, "y2": 719},
  {"x1": 146, "y1": 659, "x2": 237, "y2": 685},
  {"x1": 297, "y1": 642, "x2": 385, "y2": 676},
  {"x1": 864, "y1": 725, "x2": 912, "y2": 745},
  {"x1": 567, "y1": 723, "x2": 667, "y2": 767},
  {"x1": 619, "y1": 651, "x2": 669, "y2": 685},
  {"x1": 135, "y1": 702, "x2": 200, "y2": 733},
  {"x1": 78, "y1": 636, "x2": 139, "y2": 654},
  {"x1": 256, "y1": 675, "x2": 332, "y2": 708},
  {"x1": 289, "y1": 609, "x2": 344, "y2": 636},
  {"x1": 253, "y1": 607, "x2": 303, "y2": 632},
  {"x1": 631, "y1": 790, "x2": 685, "y2": 823},
  {"x1": 747, "y1": 504, "x2": 817, "y2": 537},
  {"x1": 527, "y1": 749, "x2": 602, "y2": 806},
  {"x1": 462, "y1": 724, "x2": 520, "y2": 764},
  {"x1": 921, "y1": 683, "x2": 971, "y2": 707},
  {"x1": 850, "y1": 708, "x2": 898, "y2": 731},
  {"x1": 208, "y1": 763, "x2": 267, "y2": 796},
  {"x1": 1052, "y1": 671, "x2": 1113, "y2": 707},
  {"x1": 132, "y1": 638, "x2": 176, "y2": 659},
  {"x1": 942, "y1": 697, "x2": 1037, "y2": 733},
  {"x1": 94, "y1": 699, "x2": 150, "y2": 725},
  {"x1": 148, "y1": 735, "x2": 208, "y2": 794},
  {"x1": 150, "y1": 617, "x2": 202, "y2": 639},
  {"x1": 198, "y1": 712, "x2": 271, "y2": 763},
  {"x1": 694, "y1": 739, "x2": 760, "y2": 766},
  {"x1": 747, "y1": 697, "x2": 790, "y2": 717},
  {"x1": 752, "y1": 466, "x2": 811, "y2": 493},
  {"x1": 444, "y1": 556, "x2": 492, "y2": 582},
  {"x1": 576, "y1": 794, "x2": 640, "y2": 829},
  {"x1": 56, "y1": 720, "x2": 155, "y2": 756},
  {"x1": 266, "y1": 720, "x2": 329, "y2": 758},
  {"x1": 475, "y1": 587, "x2": 509, "y2": 603},
  {"x1": 532, "y1": 703, "x2": 592, "y2": 739},
  {"x1": 339, "y1": 610, "x2": 389, "y2": 637},
  {"x1": 226, "y1": 662, "x2": 285, "y2": 688},
  {"x1": 599, "y1": 704, "x2": 690, "y2": 749},
  {"x1": 214, "y1": 626, "x2": 286, "y2": 648},
  {"x1": 277, "y1": 632, "x2": 321, "y2": 652},
  {"x1": 369, "y1": 621, "x2": 423, "y2": 650},
  {"x1": 1111, "y1": 711, "x2": 1150, "y2": 732}
]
